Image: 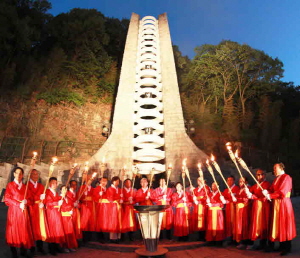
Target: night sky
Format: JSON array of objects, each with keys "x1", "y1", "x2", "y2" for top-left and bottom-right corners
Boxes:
[{"x1": 48, "y1": 0, "x2": 300, "y2": 85}]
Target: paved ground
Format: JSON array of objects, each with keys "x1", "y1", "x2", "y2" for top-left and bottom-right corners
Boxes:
[{"x1": 1, "y1": 197, "x2": 300, "y2": 258}]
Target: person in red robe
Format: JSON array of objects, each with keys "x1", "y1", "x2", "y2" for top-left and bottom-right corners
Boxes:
[
  {"x1": 206, "y1": 182, "x2": 225, "y2": 245},
  {"x1": 191, "y1": 177, "x2": 210, "y2": 241},
  {"x1": 79, "y1": 174, "x2": 96, "y2": 243},
  {"x1": 67, "y1": 180, "x2": 82, "y2": 240},
  {"x1": 98, "y1": 176, "x2": 122, "y2": 243},
  {"x1": 27, "y1": 169, "x2": 48, "y2": 255},
  {"x1": 93, "y1": 177, "x2": 108, "y2": 242},
  {"x1": 171, "y1": 182, "x2": 192, "y2": 241},
  {"x1": 121, "y1": 179, "x2": 138, "y2": 240},
  {"x1": 220, "y1": 175, "x2": 239, "y2": 241},
  {"x1": 44, "y1": 177, "x2": 66, "y2": 255},
  {"x1": 135, "y1": 177, "x2": 153, "y2": 205},
  {"x1": 262, "y1": 163, "x2": 297, "y2": 256},
  {"x1": 234, "y1": 177, "x2": 252, "y2": 249},
  {"x1": 152, "y1": 178, "x2": 173, "y2": 239},
  {"x1": 5, "y1": 167, "x2": 35, "y2": 258},
  {"x1": 245, "y1": 169, "x2": 271, "y2": 250},
  {"x1": 60, "y1": 185, "x2": 78, "y2": 252}
]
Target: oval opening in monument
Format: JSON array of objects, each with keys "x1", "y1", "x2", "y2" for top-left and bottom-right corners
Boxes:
[
  {"x1": 141, "y1": 116, "x2": 156, "y2": 120},
  {"x1": 141, "y1": 104, "x2": 156, "y2": 109}
]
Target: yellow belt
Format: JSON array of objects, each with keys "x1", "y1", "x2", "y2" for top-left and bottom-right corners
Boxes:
[
  {"x1": 35, "y1": 200, "x2": 40, "y2": 204},
  {"x1": 177, "y1": 203, "x2": 187, "y2": 208},
  {"x1": 61, "y1": 211, "x2": 72, "y2": 217},
  {"x1": 54, "y1": 206, "x2": 59, "y2": 208},
  {"x1": 286, "y1": 192, "x2": 291, "y2": 198},
  {"x1": 101, "y1": 199, "x2": 110, "y2": 203},
  {"x1": 197, "y1": 196, "x2": 204, "y2": 200},
  {"x1": 158, "y1": 199, "x2": 167, "y2": 205}
]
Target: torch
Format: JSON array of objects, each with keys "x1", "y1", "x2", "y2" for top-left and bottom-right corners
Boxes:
[
  {"x1": 24, "y1": 151, "x2": 38, "y2": 200},
  {"x1": 166, "y1": 163, "x2": 172, "y2": 188},
  {"x1": 197, "y1": 163, "x2": 209, "y2": 198},
  {"x1": 210, "y1": 154, "x2": 233, "y2": 194},
  {"x1": 65, "y1": 163, "x2": 78, "y2": 187},
  {"x1": 235, "y1": 152, "x2": 265, "y2": 191},
  {"x1": 148, "y1": 168, "x2": 155, "y2": 189},
  {"x1": 204, "y1": 161, "x2": 222, "y2": 196},
  {"x1": 225, "y1": 142, "x2": 247, "y2": 188},
  {"x1": 181, "y1": 166, "x2": 186, "y2": 200},
  {"x1": 43, "y1": 157, "x2": 58, "y2": 195},
  {"x1": 77, "y1": 172, "x2": 97, "y2": 201},
  {"x1": 100, "y1": 156, "x2": 106, "y2": 177}
]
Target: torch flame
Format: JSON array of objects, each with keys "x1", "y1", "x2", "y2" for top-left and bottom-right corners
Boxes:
[
  {"x1": 206, "y1": 159, "x2": 209, "y2": 165},
  {"x1": 182, "y1": 158, "x2": 187, "y2": 167},
  {"x1": 168, "y1": 163, "x2": 172, "y2": 169},
  {"x1": 225, "y1": 142, "x2": 232, "y2": 151},
  {"x1": 102, "y1": 156, "x2": 105, "y2": 163},
  {"x1": 52, "y1": 157, "x2": 58, "y2": 164},
  {"x1": 73, "y1": 163, "x2": 78, "y2": 168},
  {"x1": 198, "y1": 163, "x2": 201, "y2": 169},
  {"x1": 33, "y1": 151, "x2": 38, "y2": 158},
  {"x1": 92, "y1": 172, "x2": 97, "y2": 178},
  {"x1": 210, "y1": 154, "x2": 215, "y2": 162}
]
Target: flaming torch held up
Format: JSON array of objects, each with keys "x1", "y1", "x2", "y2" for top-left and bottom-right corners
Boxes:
[
  {"x1": 77, "y1": 172, "x2": 97, "y2": 200},
  {"x1": 43, "y1": 157, "x2": 58, "y2": 195},
  {"x1": 235, "y1": 152, "x2": 264, "y2": 191},
  {"x1": 225, "y1": 142, "x2": 247, "y2": 187},
  {"x1": 24, "y1": 151, "x2": 38, "y2": 203},
  {"x1": 166, "y1": 164, "x2": 172, "y2": 188},
  {"x1": 65, "y1": 163, "x2": 78, "y2": 187},
  {"x1": 210, "y1": 154, "x2": 233, "y2": 194},
  {"x1": 205, "y1": 161, "x2": 222, "y2": 196},
  {"x1": 183, "y1": 159, "x2": 193, "y2": 188}
]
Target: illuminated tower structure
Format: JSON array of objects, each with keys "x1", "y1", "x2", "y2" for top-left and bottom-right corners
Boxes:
[{"x1": 90, "y1": 13, "x2": 206, "y2": 181}]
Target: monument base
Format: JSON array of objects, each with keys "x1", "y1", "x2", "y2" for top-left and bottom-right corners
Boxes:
[{"x1": 135, "y1": 246, "x2": 168, "y2": 257}]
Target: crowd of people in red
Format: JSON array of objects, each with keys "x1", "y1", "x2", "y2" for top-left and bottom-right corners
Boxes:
[{"x1": 4, "y1": 162, "x2": 296, "y2": 258}]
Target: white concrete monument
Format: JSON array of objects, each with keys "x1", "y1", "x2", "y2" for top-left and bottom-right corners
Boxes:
[{"x1": 89, "y1": 13, "x2": 207, "y2": 181}]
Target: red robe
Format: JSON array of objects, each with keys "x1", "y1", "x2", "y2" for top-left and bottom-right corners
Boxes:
[
  {"x1": 223, "y1": 185, "x2": 239, "y2": 237},
  {"x1": 44, "y1": 189, "x2": 65, "y2": 244},
  {"x1": 152, "y1": 187, "x2": 173, "y2": 230},
  {"x1": 121, "y1": 187, "x2": 138, "y2": 233},
  {"x1": 79, "y1": 185, "x2": 96, "y2": 231},
  {"x1": 249, "y1": 181, "x2": 271, "y2": 241},
  {"x1": 234, "y1": 187, "x2": 251, "y2": 242},
  {"x1": 205, "y1": 191, "x2": 225, "y2": 241},
  {"x1": 268, "y1": 174, "x2": 297, "y2": 242},
  {"x1": 93, "y1": 185, "x2": 107, "y2": 232},
  {"x1": 27, "y1": 181, "x2": 49, "y2": 242},
  {"x1": 171, "y1": 191, "x2": 192, "y2": 236},
  {"x1": 5, "y1": 181, "x2": 34, "y2": 248},
  {"x1": 60, "y1": 196, "x2": 78, "y2": 249},
  {"x1": 192, "y1": 185, "x2": 210, "y2": 231},
  {"x1": 135, "y1": 187, "x2": 153, "y2": 205},
  {"x1": 98, "y1": 185, "x2": 122, "y2": 233},
  {"x1": 66, "y1": 189, "x2": 82, "y2": 239}
]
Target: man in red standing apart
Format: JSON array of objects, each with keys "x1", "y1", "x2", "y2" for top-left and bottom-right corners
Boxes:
[
  {"x1": 263, "y1": 163, "x2": 297, "y2": 256},
  {"x1": 5, "y1": 167, "x2": 34, "y2": 258}
]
